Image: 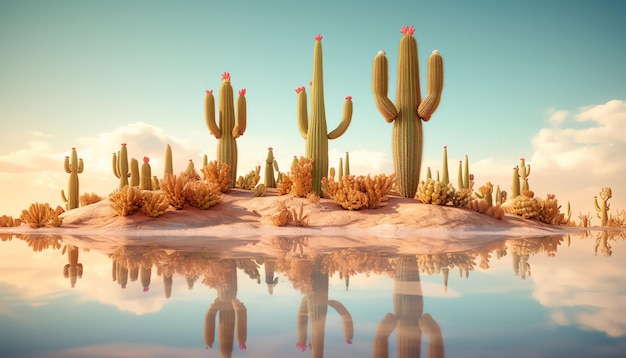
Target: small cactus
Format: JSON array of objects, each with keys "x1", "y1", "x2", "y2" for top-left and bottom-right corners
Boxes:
[
  {"x1": 61, "y1": 147, "x2": 84, "y2": 210},
  {"x1": 140, "y1": 157, "x2": 152, "y2": 190},
  {"x1": 594, "y1": 187, "x2": 612, "y2": 226},
  {"x1": 264, "y1": 148, "x2": 276, "y2": 188}
]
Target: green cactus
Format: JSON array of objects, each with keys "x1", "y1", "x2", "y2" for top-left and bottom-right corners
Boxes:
[
  {"x1": 61, "y1": 147, "x2": 83, "y2": 210},
  {"x1": 495, "y1": 185, "x2": 502, "y2": 205},
  {"x1": 264, "y1": 147, "x2": 276, "y2": 188},
  {"x1": 594, "y1": 187, "x2": 612, "y2": 226},
  {"x1": 338, "y1": 157, "x2": 344, "y2": 181},
  {"x1": 205, "y1": 72, "x2": 247, "y2": 187},
  {"x1": 140, "y1": 157, "x2": 152, "y2": 190},
  {"x1": 373, "y1": 25, "x2": 444, "y2": 198},
  {"x1": 130, "y1": 158, "x2": 139, "y2": 187},
  {"x1": 511, "y1": 166, "x2": 520, "y2": 199},
  {"x1": 457, "y1": 156, "x2": 470, "y2": 190},
  {"x1": 520, "y1": 158, "x2": 530, "y2": 192},
  {"x1": 164, "y1": 144, "x2": 173, "y2": 178},
  {"x1": 344, "y1": 152, "x2": 350, "y2": 176},
  {"x1": 425, "y1": 167, "x2": 432, "y2": 180},
  {"x1": 441, "y1": 146, "x2": 449, "y2": 185},
  {"x1": 202, "y1": 154, "x2": 208, "y2": 179},
  {"x1": 112, "y1": 143, "x2": 130, "y2": 190},
  {"x1": 297, "y1": 34, "x2": 353, "y2": 196}
]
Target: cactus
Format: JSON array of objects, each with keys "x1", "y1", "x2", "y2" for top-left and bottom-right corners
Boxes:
[
  {"x1": 441, "y1": 146, "x2": 449, "y2": 185},
  {"x1": 61, "y1": 147, "x2": 83, "y2": 210},
  {"x1": 519, "y1": 158, "x2": 531, "y2": 192},
  {"x1": 129, "y1": 158, "x2": 139, "y2": 187},
  {"x1": 338, "y1": 157, "x2": 344, "y2": 181},
  {"x1": 594, "y1": 187, "x2": 612, "y2": 226},
  {"x1": 372, "y1": 25, "x2": 444, "y2": 198},
  {"x1": 205, "y1": 72, "x2": 247, "y2": 187},
  {"x1": 164, "y1": 144, "x2": 173, "y2": 178},
  {"x1": 344, "y1": 152, "x2": 350, "y2": 176},
  {"x1": 511, "y1": 166, "x2": 520, "y2": 199},
  {"x1": 264, "y1": 147, "x2": 276, "y2": 188},
  {"x1": 140, "y1": 157, "x2": 152, "y2": 190},
  {"x1": 495, "y1": 185, "x2": 502, "y2": 205},
  {"x1": 297, "y1": 34, "x2": 353, "y2": 196},
  {"x1": 112, "y1": 143, "x2": 130, "y2": 190}
]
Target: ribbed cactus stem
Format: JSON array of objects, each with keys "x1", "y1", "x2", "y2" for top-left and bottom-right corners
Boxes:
[
  {"x1": 344, "y1": 152, "x2": 350, "y2": 176},
  {"x1": 594, "y1": 187, "x2": 612, "y2": 226},
  {"x1": 130, "y1": 158, "x2": 139, "y2": 187},
  {"x1": 140, "y1": 157, "x2": 152, "y2": 190},
  {"x1": 372, "y1": 26, "x2": 444, "y2": 197},
  {"x1": 264, "y1": 148, "x2": 276, "y2": 188},
  {"x1": 205, "y1": 72, "x2": 247, "y2": 187},
  {"x1": 511, "y1": 166, "x2": 520, "y2": 198},
  {"x1": 338, "y1": 158, "x2": 344, "y2": 180},
  {"x1": 112, "y1": 143, "x2": 130, "y2": 190},
  {"x1": 62, "y1": 147, "x2": 83, "y2": 210},
  {"x1": 426, "y1": 167, "x2": 432, "y2": 180},
  {"x1": 463, "y1": 155, "x2": 469, "y2": 189},
  {"x1": 457, "y1": 161, "x2": 463, "y2": 190},
  {"x1": 164, "y1": 144, "x2": 173, "y2": 178},
  {"x1": 441, "y1": 146, "x2": 449, "y2": 185},
  {"x1": 297, "y1": 34, "x2": 353, "y2": 196},
  {"x1": 519, "y1": 158, "x2": 530, "y2": 191}
]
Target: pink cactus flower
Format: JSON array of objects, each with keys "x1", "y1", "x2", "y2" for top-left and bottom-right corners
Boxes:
[
  {"x1": 239, "y1": 343, "x2": 247, "y2": 350},
  {"x1": 65, "y1": 156, "x2": 69, "y2": 159},
  {"x1": 205, "y1": 89, "x2": 213, "y2": 95},
  {"x1": 296, "y1": 86, "x2": 305, "y2": 94},
  {"x1": 309, "y1": 81, "x2": 312, "y2": 86},
  {"x1": 122, "y1": 143, "x2": 127, "y2": 147},
  {"x1": 222, "y1": 72, "x2": 230, "y2": 81},
  {"x1": 143, "y1": 287, "x2": 149, "y2": 292},
  {"x1": 296, "y1": 342, "x2": 307, "y2": 352},
  {"x1": 268, "y1": 147, "x2": 273, "y2": 151},
  {"x1": 143, "y1": 157, "x2": 149, "y2": 163},
  {"x1": 346, "y1": 340, "x2": 353, "y2": 344},
  {"x1": 345, "y1": 96, "x2": 352, "y2": 101},
  {"x1": 71, "y1": 147, "x2": 76, "y2": 150},
  {"x1": 400, "y1": 25, "x2": 416, "y2": 36},
  {"x1": 444, "y1": 145, "x2": 447, "y2": 149},
  {"x1": 315, "y1": 34, "x2": 322, "y2": 41},
  {"x1": 239, "y1": 88, "x2": 246, "y2": 96}
]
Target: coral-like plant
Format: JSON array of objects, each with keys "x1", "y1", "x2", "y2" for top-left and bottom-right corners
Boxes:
[
  {"x1": 109, "y1": 186, "x2": 142, "y2": 216},
  {"x1": 290, "y1": 157, "x2": 314, "y2": 198},
  {"x1": 140, "y1": 157, "x2": 153, "y2": 190},
  {"x1": 372, "y1": 25, "x2": 444, "y2": 198},
  {"x1": 538, "y1": 194, "x2": 565, "y2": 225},
  {"x1": 594, "y1": 187, "x2": 612, "y2": 226},
  {"x1": 112, "y1": 143, "x2": 130, "y2": 190},
  {"x1": 277, "y1": 174, "x2": 293, "y2": 196},
  {"x1": 236, "y1": 166, "x2": 261, "y2": 190},
  {"x1": 290, "y1": 203, "x2": 308, "y2": 227},
  {"x1": 503, "y1": 190, "x2": 541, "y2": 219},
  {"x1": 474, "y1": 182, "x2": 494, "y2": 207},
  {"x1": 578, "y1": 212, "x2": 593, "y2": 227},
  {"x1": 185, "y1": 181, "x2": 221, "y2": 209},
  {"x1": 449, "y1": 188, "x2": 472, "y2": 208},
  {"x1": 297, "y1": 34, "x2": 353, "y2": 196},
  {"x1": 205, "y1": 72, "x2": 247, "y2": 187},
  {"x1": 19, "y1": 202, "x2": 63, "y2": 228},
  {"x1": 322, "y1": 173, "x2": 396, "y2": 210},
  {"x1": 203, "y1": 160, "x2": 232, "y2": 193},
  {"x1": 0, "y1": 215, "x2": 19, "y2": 227},
  {"x1": 272, "y1": 201, "x2": 293, "y2": 227},
  {"x1": 415, "y1": 178, "x2": 451, "y2": 205},
  {"x1": 519, "y1": 158, "x2": 531, "y2": 192},
  {"x1": 61, "y1": 147, "x2": 83, "y2": 210},
  {"x1": 307, "y1": 193, "x2": 320, "y2": 203},
  {"x1": 264, "y1": 147, "x2": 276, "y2": 188},
  {"x1": 159, "y1": 174, "x2": 190, "y2": 210},
  {"x1": 79, "y1": 192, "x2": 103, "y2": 206},
  {"x1": 140, "y1": 191, "x2": 169, "y2": 217}
]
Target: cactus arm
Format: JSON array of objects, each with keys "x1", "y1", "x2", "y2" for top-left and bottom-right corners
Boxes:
[
  {"x1": 328, "y1": 299, "x2": 354, "y2": 344},
  {"x1": 417, "y1": 50, "x2": 444, "y2": 121},
  {"x1": 112, "y1": 153, "x2": 120, "y2": 179},
  {"x1": 204, "y1": 90, "x2": 221, "y2": 139},
  {"x1": 233, "y1": 89, "x2": 247, "y2": 138},
  {"x1": 372, "y1": 51, "x2": 398, "y2": 122},
  {"x1": 418, "y1": 313, "x2": 444, "y2": 358},
  {"x1": 64, "y1": 156, "x2": 71, "y2": 173},
  {"x1": 296, "y1": 87, "x2": 308, "y2": 139},
  {"x1": 77, "y1": 158, "x2": 84, "y2": 173},
  {"x1": 328, "y1": 96, "x2": 353, "y2": 139},
  {"x1": 373, "y1": 313, "x2": 398, "y2": 358},
  {"x1": 296, "y1": 296, "x2": 309, "y2": 351},
  {"x1": 232, "y1": 298, "x2": 248, "y2": 350},
  {"x1": 204, "y1": 300, "x2": 220, "y2": 348}
]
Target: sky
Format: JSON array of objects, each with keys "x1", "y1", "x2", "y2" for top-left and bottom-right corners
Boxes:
[{"x1": 1, "y1": 0, "x2": 625, "y2": 219}]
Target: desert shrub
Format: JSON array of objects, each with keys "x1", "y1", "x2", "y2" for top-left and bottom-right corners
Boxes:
[
  {"x1": 0, "y1": 215, "x2": 19, "y2": 227},
  {"x1": 271, "y1": 201, "x2": 292, "y2": 227},
  {"x1": 109, "y1": 186, "x2": 142, "y2": 216},
  {"x1": 203, "y1": 161, "x2": 231, "y2": 193},
  {"x1": 185, "y1": 181, "x2": 221, "y2": 209},
  {"x1": 276, "y1": 174, "x2": 293, "y2": 195},
  {"x1": 450, "y1": 188, "x2": 472, "y2": 208},
  {"x1": 160, "y1": 174, "x2": 191, "y2": 209},
  {"x1": 537, "y1": 194, "x2": 565, "y2": 225},
  {"x1": 290, "y1": 157, "x2": 313, "y2": 198},
  {"x1": 80, "y1": 192, "x2": 103, "y2": 206},
  {"x1": 19, "y1": 202, "x2": 62, "y2": 228},
  {"x1": 236, "y1": 165, "x2": 261, "y2": 190},
  {"x1": 322, "y1": 173, "x2": 396, "y2": 210},
  {"x1": 415, "y1": 178, "x2": 452, "y2": 205},
  {"x1": 307, "y1": 192, "x2": 320, "y2": 203},
  {"x1": 503, "y1": 190, "x2": 541, "y2": 219},
  {"x1": 140, "y1": 191, "x2": 170, "y2": 217}
]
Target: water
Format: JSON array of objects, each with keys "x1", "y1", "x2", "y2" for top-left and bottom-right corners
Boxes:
[{"x1": 0, "y1": 231, "x2": 625, "y2": 358}]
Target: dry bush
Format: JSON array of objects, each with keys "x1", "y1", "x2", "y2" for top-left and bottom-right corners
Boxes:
[
  {"x1": 140, "y1": 191, "x2": 170, "y2": 217},
  {"x1": 203, "y1": 161, "x2": 231, "y2": 193},
  {"x1": 578, "y1": 212, "x2": 593, "y2": 227},
  {"x1": 290, "y1": 157, "x2": 313, "y2": 198},
  {"x1": 307, "y1": 193, "x2": 320, "y2": 203},
  {"x1": 271, "y1": 201, "x2": 292, "y2": 227},
  {"x1": 322, "y1": 173, "x2": 396, "y2": 210},
  {"x1": 0, "y1": 215, "x2": 19, "y2": 227},
  {"x1": 19, "y1": 202, "x2": 62, "y2": 228},
  {"x1": 160, "y1": 174, "x2": 190, "y2": 209},
  {"x1": 466, "y1": 199, "x2": 489, "y2": 214},
  {"x1": 503, "y1": 190, "x2": 541, "y2": 219},
  {"x1": 485, "y1": 205, "x2": 505, "y2": 220},
  {"x1": 109, "y1": 186, "x2": 142, "y2": 216},
  {"x1": 236, "y1": 165, "x2": 261, "y2": 189},
  {"x1": 290, "y1": 203, "x2": 308, "y2": 227},
  {"x1": 450, "y1": 188, "x2": 472, "y2": 208},
  {"x1": 537, "y1": 194, "x2": 565, "y2": 225},
  {"x1": 80, "y1": 192, "x2": 103, "y2": 206},
  {"x1": 184, "y1": 181, "x2": 221, "y2": 209},
  {"x1": 276, "y1": 174, "x2": 293, "y2": 195}
]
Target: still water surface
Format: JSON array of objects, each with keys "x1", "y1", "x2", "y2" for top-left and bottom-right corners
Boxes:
[{"x1": 0, "y1": 231, "x2": 625, "y2": 358}]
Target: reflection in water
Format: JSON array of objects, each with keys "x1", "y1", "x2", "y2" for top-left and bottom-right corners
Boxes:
[
  {"x1": 62, "y1": 245, "x2": 83, "y2": 288},
  {"x1": 374, "y1": 256, "x2": 444, "y2": 358}
]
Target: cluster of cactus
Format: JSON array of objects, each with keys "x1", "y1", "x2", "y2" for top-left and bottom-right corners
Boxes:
[
  {"x1": 19, "y1": 202, "x2": 63, "y2": 228},
  {"x1": 297, "y1": 34, "x2": 353, "y2": 196},
  {"x1": 264, "y1": 148, "x2": 278, "y2": 188},
  {"x1": 205, "y1": 72, "x2": 247, "y2": 187},
  {"x1": 416, "y1": 253, "x2": 476, "y2": 276},
  {"x1": 594, "y1": 187, "x2": 612, "y2": 226},
  {"x1": 322, "y1": 173, "x2": 396, "y2": 210},
  {"x1": 415, "y1": 178, "x2": 453, "y2": 205},
  {"x1": 503, "y1": 190, "x2": 542, "y2": 219},
  {"x1": 61, "y1": 147, "x2": 84, "y2": 210},
  {"x1": 372, "y1": 25, "x2": 444, "y2": 198},
  {"x1": 236, "y1": 166, "x2": 261, "y2": 190},
  {"x1": 252, "y1": 184, "x2": 267, "y2": 197}
]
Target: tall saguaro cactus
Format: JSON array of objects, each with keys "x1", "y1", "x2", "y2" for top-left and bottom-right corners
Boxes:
[
  {"x1": 112, "y1": 143, "x2": 130, "y2": 190},
  {"x1": 594, "y1": 187, "x2": 612, "y2": 226},
  {"x1": 61, "y1": 147, "x2": 83, "y2": 210},
  {"x1": 373, "y1": 25, "x2": 444, "y2": 198},
  {"x1": 297, "y1": 34, "x2": 353, "y2": 196},
  {"x1": 205, "y1": 72, "x2": 247, "y2": 187}
]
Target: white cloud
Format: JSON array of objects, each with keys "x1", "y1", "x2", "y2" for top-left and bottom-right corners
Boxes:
[{"x1": 545, "y1": 108, "x2": 570, "y2": 126}]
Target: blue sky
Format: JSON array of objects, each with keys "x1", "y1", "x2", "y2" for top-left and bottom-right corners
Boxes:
[{"x1": 1, "y1": 0, "x2": 625, "y2": 217}]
